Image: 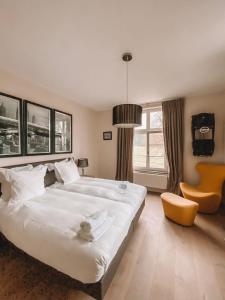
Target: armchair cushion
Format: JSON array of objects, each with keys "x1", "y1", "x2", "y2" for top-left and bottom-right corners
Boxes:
[{"x1": 180, "y1": 182, "x2": 221, "y2": 213}]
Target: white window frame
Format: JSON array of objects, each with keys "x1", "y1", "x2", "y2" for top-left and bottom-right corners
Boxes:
[{"x1": 133, "y1": 106, "x2": 167, "y2": 173}]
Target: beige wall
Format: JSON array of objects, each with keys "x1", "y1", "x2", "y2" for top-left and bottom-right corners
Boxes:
[
  {"x1": 96, "y1": 92, "x2": 225, "y2": 185},
  {"x1": 184, "y1": 92, "x2": 225, "y2": 184},
  {"x1": 0, "y1": 70, "x2": 99, "y2": 176},
  {"x1": 1, "y1": 68, "x2": 224, "y2": 183},
  {"x1": 97, "y1": 110, "x2": 117, "y2": 179}
]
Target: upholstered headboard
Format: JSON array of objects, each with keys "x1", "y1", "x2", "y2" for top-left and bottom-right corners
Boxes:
[{"x1": 0, "y1": 158, "x2": 73, "y2": 196}]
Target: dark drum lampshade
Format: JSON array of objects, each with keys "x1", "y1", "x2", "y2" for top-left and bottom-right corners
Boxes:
[
  {"x1": 112, "y1": 104, "x2": 142, "y2": 128},
  {"x1": 77, "y1": 158, "x2": 89, "y2": 168},
  {"x1": 112, "y1": 53, "x2": 143, "y2": 128},
  {"x1": 77, "y1": 158, "x2": 89, "y2": 176}
]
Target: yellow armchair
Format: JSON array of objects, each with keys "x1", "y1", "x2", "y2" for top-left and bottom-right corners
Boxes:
[{"x1": 180, "y1": 162, "x2": 225, "y2": 214}]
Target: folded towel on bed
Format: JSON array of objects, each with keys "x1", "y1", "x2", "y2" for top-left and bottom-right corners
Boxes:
[
  {"x1": 78, "y1": 216, "x2": 114, "y2": 242},
  {"x1": 80, "y1": 210, "x2": 108, "y2": 233},
  {"x1": 118, "y1": 183, "x2": 127, "y2": 190}
]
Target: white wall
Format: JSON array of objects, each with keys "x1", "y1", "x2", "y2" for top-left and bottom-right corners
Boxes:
[
  {"x1": 97, "y1": 110, "x2": 117, "y2": 179},
  {"x1": 0, "y1": 69, "x2": 99, "y2": 176},
  {"x1": 184, "y1": 92, "x2": 225, "y2": 184}
]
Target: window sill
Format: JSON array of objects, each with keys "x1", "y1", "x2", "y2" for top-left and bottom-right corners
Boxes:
[{"x1": 133, "y1": 169, "x2": 168, "y2": 175}]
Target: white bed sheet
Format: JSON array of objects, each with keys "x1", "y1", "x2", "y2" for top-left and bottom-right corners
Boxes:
[
  {"x1": 0, "y1": 187, "x2": 145, "y2": 284},
  {"x1": 51, "y1": 177, "x2": 147, "y2": 217}
]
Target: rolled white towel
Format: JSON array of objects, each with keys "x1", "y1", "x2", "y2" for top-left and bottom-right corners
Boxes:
[
  {"x1": 78, "y1": 216, "x2": 114, "y2": 242},
  {"x1": 80, "y1": 210, "x2": 108, "y2": 233}
]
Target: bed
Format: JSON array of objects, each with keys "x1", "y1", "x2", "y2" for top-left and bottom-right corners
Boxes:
[
  {"x1": 0, "y1": 159, "x2": 146, "y2": 300},
  {"x1": 50, "y1": 176, "x2": 146, "y2": 216}
]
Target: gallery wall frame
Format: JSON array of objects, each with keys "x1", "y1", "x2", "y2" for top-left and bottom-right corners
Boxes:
[
  {"x1": 0, "y1": 92, "x2": 73, "y2": 158},
  {"x1": 0, "y1": 92, "x2": 23, "y2": 158},
  {"x1": 23, "y1": 100, "x2": 52, "y2": 156},
  {"x1": 52, "y1": 109, "x2": 73, "y2": 154}
]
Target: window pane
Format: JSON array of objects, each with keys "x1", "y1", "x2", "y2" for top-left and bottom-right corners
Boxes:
[
  {"x1": 150, "y1": 110, "x2": 163, "y2": 129},
  {"x1": 136, "y1": 112, "x2": 146, "y2": 130},
  {"x1": 133, "y1": 133, "x2": 147, "y2": 167},
  {"x1": 149, "y1": 132, "x2": 165, "y2": 169}
]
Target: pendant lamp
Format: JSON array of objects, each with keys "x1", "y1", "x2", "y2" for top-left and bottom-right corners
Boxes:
[{"x1": 112, "y1": 53, "x2": 142, "y2": 128}]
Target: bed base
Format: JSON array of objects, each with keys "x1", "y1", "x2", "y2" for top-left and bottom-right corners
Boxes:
[{"x1": 0, "y1": 200, "x2": 145, "y2": 300}]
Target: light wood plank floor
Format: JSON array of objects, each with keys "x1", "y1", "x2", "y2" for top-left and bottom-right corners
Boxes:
[
  {"x1": 1, "y1": 193, "x2": 224, "y2": 300},
  {"x1": 69, "y1": 193, "x2": 225, "y2": 300}
]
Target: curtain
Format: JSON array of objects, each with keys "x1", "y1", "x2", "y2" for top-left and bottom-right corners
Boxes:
[
  {"x1": 115, "y1": 128, "x2": 134, "y2": 182},
  {"x1": 162, "y1": 98, "x2": 184, "y2": 194}
]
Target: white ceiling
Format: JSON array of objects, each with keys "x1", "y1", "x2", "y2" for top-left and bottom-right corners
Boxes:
[{"x1": 0, "y1": 0, "x2": 225, "y2": 111}]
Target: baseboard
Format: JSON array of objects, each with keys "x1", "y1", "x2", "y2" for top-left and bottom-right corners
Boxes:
[{"x1": 147, "y1": 187, "x2": 167, "y2": 194}]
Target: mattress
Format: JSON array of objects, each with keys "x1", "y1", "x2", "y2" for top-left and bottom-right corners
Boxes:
[{"x1": 0, "y1": 185, "x2": 146, "y2": 284}]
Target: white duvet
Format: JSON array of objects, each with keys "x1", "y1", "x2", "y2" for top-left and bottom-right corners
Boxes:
[
  {"x1": 51, "y1": 177, "x2": 147, "y2": 217},
  {"x1": 0, "y1": 183, "x2": 146, "y2": 284}
]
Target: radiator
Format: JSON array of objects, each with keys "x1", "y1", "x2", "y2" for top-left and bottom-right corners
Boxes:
[{"x1": 133, "y1": 171, "x2": 168, "y2": 191}]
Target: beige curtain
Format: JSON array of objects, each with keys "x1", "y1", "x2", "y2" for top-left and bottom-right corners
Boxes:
[
  {"x1": 115, "y1": 128, "x2": 134, "y2": 182},
  {"x1": 162, "y1": 98, "x2": 184, "y2": 194}
]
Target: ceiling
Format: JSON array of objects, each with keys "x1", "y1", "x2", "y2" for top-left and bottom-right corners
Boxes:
[{"x1": 0, "y1": 0, "x2": 225, "y2": 111}]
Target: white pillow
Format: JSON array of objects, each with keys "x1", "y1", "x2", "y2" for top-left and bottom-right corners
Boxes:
[
  {"x1": 7, "y1": 165, "x2": 47, "y2": 202},
  {"x1": 54, "y1": 159, "x2": 80, "y2": 184},
  {"x1": 0, "y1": 164, "x2": 33, "y2": 201}
]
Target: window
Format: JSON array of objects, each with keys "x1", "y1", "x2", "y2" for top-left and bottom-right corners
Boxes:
[{"x1": 133, "y1": 106, "x2": 166, "y2": 171}]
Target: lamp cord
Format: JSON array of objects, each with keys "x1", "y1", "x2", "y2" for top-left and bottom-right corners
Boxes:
[{"x1": 126, "y1": 61, "x2": 129, "y2": 104}]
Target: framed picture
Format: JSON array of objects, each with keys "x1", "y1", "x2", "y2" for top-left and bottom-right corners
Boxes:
[
  {"x1": 0, "y1": 92, "x2": 23, "y2": 157},
  {"x1": 24, "y1": 101, "x2": 52, "y2": 155},
  {"x1": 103, "y1": 131, "x2": 112, "y2": 140},
  {"x1": 53, "y1": 110, "x2": 72, "y2": 153}
]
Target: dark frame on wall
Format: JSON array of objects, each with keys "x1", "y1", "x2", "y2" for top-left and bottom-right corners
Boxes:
[
  {"x1": 0, "y1": 92, "x2": 23, "y2": 158},
  {"x1": 23, "y1": 100, "x2": 52, "y2": 156},
  {"x1": 0, "y1": 92, "x2": 73, "y2": 158},
  {"x1": 103, "y1": 131, "x2": 112, "y2": 140},
  {"x1": 52, "y1": 109, "x2": 72, "y2": 154}
]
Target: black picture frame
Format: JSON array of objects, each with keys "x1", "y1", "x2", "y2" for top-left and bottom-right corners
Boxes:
[
  {"x1": 53, "y1": 109, "x2": 72, "y2": 154},
  {"x1": 103, "y1": 131, "x2": 112, "y2": 140},
  {"x1": 0, "y1": 92, "x2": 23, "y2": 158},
  {"x1": 23, "y1": 100, "x2": 52, "y2": 155}
]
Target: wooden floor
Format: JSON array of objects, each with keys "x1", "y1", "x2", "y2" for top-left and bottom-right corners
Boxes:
[
  {"x1": 1, "y1": 193, "x2": 225, "y2": 300},
  {"x1": 70, "y1": 193, "x2": 225, "y2": 300}
]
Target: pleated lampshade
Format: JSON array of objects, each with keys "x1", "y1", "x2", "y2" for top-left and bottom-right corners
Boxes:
[
  {"x1": 77, "y1": 158, "x2": 89, "y2": 168},
  {"x1": 112, "y1": 53, "x2": 143, "y2": 128},
  {"x1": 112, "y1": 104, "x2": 142, "y2": 128}
]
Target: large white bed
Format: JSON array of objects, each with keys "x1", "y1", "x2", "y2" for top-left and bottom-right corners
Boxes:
[
  {"x1": 0, "y1": 179, "x2": 146, "y2": 284},
  {"x1": 0, "y1": 160, "x2": 146, "y2": 300}
]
